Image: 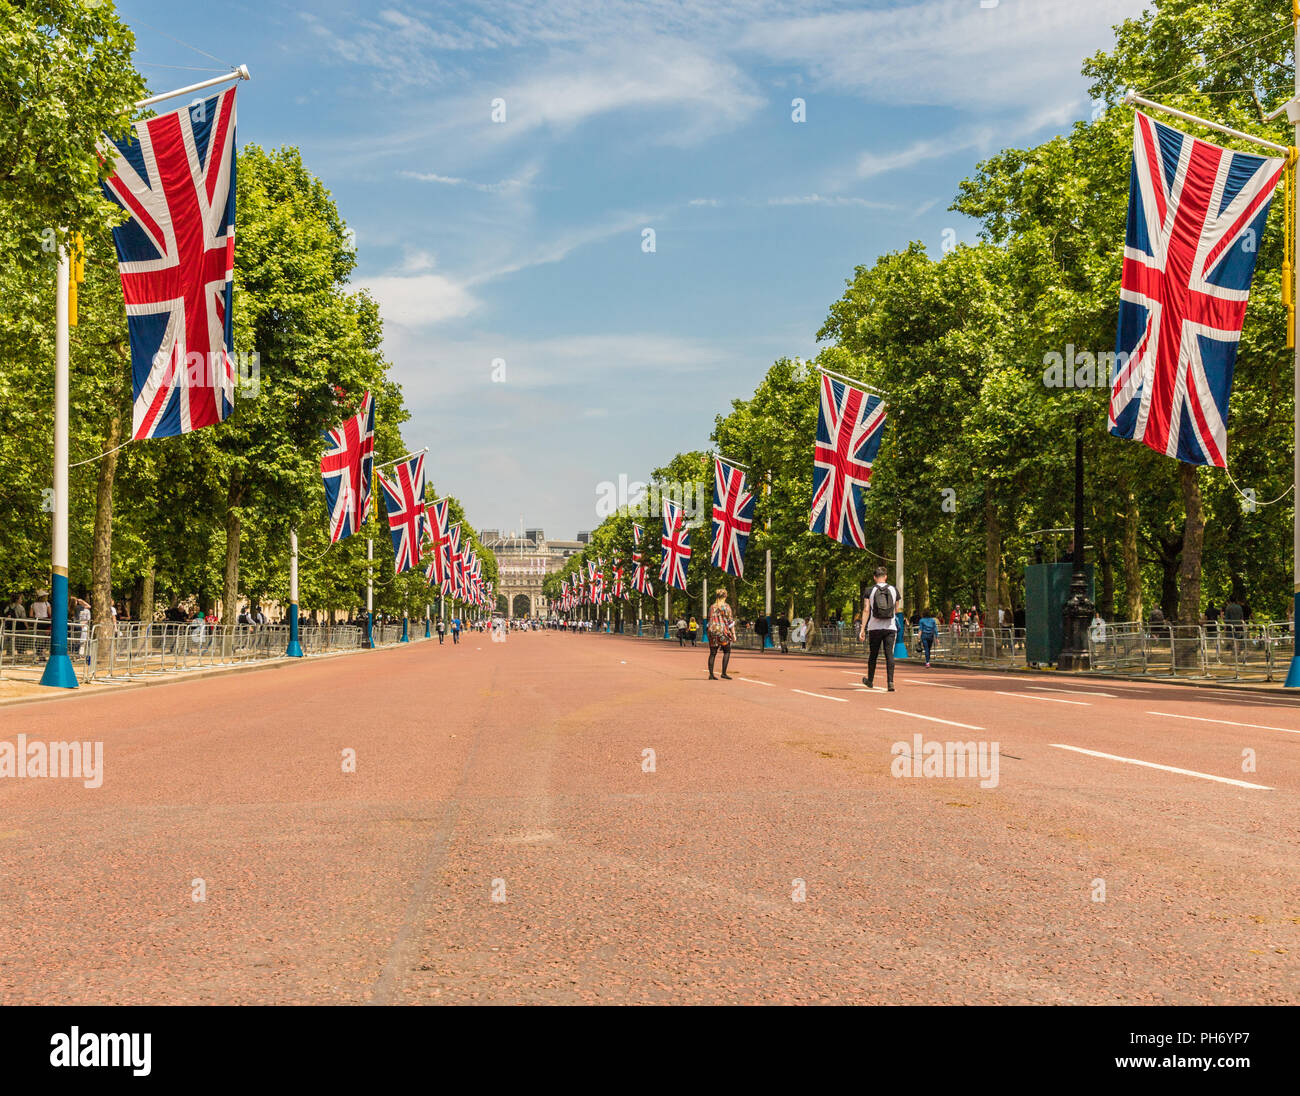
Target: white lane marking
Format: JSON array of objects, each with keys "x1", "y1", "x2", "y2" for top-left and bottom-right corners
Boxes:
[
  {"x1": 1049, "y1": 744, "x2": 1273, "y2": 790},
  {"x1": 995, "y1": 691, "x2": 1090, "y2": 705},
  {"x1": 792, "y1": 688, "x2": 848, "y2": 703},
  {"x1": 840, "y1": 671, "x2": 866, "y2": 677},
  {"x1": 880, "y1": 708, "x2": 984, "y2": 731},
  {"x1": 1027, "y1": 686, "x2": 1117, "y2": 698},
  {"x1": 908, "y1": 680, "x2": 966, "y2": 689},
  {"x1": 735, "y1": 676, "x2": 774, "y2": 687},
  {"x1": 1147, "y1": 711, "x2": 1299, "y2": 734}
]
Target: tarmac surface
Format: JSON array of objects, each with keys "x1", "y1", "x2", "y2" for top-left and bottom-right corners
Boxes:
[{"x1": 1, "y1": 629, "x2": 1296, "y2": 1004}]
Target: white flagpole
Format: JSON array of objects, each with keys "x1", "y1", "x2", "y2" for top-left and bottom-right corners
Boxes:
[
  {"x1": 287, "y1": 526, "x2": 303, "y2": 656},
  {"x1": 135, "y1": 66, "x2": 251, "y2": 110}
]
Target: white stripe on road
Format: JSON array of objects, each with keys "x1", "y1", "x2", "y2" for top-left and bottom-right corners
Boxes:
[
  {"x1": 792, "y1": 688, "x2": 848, "y2": 703},
  {"x1": 1049, "y1": 744, "x2": 1273, "y2": 789},
  {"x1": 880, "y1": 708, "x2": 984, "y2": 731},
  {"x1": 1147, "y1": 711, "x2": 1299, "y2": 734},
  {"x1": 908, "y1": 680, "x2": 966, "y2": 689},
  {"x1": 735, "y1": 676, "x2": 774, "y2": 687},
  {"x1": 996, "y1": 691, "x2": 1090, "y2": 705},
  {"x1": 1027, "y1": 686, "x2": 1117, "y2": 698}
]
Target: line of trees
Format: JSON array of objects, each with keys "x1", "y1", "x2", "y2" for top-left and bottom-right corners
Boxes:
[
  {"x1": 0, "y1": 0, "x2": 495, "y2": 625},
  {"x1": 546, "y1": 0, "x2": 1296, "y2": 629}
]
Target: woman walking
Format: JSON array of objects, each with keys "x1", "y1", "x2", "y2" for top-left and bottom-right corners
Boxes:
[{"x1": 707, "y1": 588, "x2": 736, "y2": 680}]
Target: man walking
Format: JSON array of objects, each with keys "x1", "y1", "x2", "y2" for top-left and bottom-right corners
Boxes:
[
  {"x1": 859, "y1": 566, "x2": 900, "y2": 692},
  {"x1": 451, "y1": 617, "x2": 461, "y2": 644},
  {"x1": 776, "y1": 611, "x2": 790, "y2": 654},
  {"x1": 436, "y1": 617, "x2": 446, "y2": 645}
]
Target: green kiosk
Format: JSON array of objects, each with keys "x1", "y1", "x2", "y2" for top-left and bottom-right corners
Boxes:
[{"x1": 1024, "y1": 562, "x2": 1094, "y2": 667}]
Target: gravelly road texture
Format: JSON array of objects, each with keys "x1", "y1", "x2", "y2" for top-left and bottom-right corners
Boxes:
[{"x1": 1, "y1": 631, "x2": 1296, "y2": 1005}]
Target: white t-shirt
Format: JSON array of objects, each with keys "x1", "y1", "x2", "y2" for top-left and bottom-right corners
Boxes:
[
  {"x1": 30, "y1": 600, "x2": 50, "y2": 620},
  {"x1": 865, "y1": 583, "x2": 900, "y2": 632}
]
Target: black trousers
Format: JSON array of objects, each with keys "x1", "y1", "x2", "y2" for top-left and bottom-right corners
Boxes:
[{"x1": 867, "y1": 628, "x2": 896, "y2": 685}]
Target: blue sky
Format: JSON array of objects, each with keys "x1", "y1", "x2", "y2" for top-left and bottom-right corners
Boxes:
[{"x1": 120, "y1": 0, "x2": 1146, "y2": 539}]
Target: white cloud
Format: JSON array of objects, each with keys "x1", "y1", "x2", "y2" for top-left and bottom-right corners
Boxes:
[
  {"x1": 357, "y1": 272, "x2": 481, "y2": 327},
  {"x1": 399, "y1": 167, "x2": 538, "y2": 193}
]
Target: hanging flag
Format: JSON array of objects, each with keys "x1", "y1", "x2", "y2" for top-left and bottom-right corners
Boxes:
[
  {"x1": 376, "y1": 454, "x2": 425, "y2": 574},
  {"x1": 711, "y1": 458, "x2": 756, "y2": 578},
  {"x1": 424, "y1": 498, "x2": 451, "y2": 589},
  {"x1": 320, "y1": 392, "x2": 375, "y2": 543},
  {"x1": 101, "y1": 87, "x2": 239, "y2": 439},
  {"x1": 448, "y1": 523, "x2": 463, "y2": 599},
  {"x1": 660, "y1": 499, "x2": 691, "y2": 592},
  {"x1": 1109, "y1": 111, "x2": 1285, "y2": 467},
  {"x1": 809, "y1": 373, "x2": 886, "y2": 548},
  {"x1": 613, "y1": 565, "x2": 626, "y2": 601},
  {"x1": 632, "y1": 522, "x2": 654, "y2": 597}
]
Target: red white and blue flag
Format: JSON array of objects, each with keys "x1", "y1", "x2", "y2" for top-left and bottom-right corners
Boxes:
[
  {"x1": 632, "y1": 523, "x2": 653, "y2": 597},
  {"x1": 101, "y1": 88, "x2": 239, "y2": 439},
  {"x1": 809, "y1": 373, "x2": 886, "y2": 548},
  {"x1": 424, "y1": 498, "x2": 451, "y2": 590},
  {"x1": 320, "y1": 392, "x2": 375, "y2": 543},
  {"x1": 448, "y1": 524, "x2": 464, "y2": 599},
  {"x1": 613, "y1": 565, "x2": 626, "y2": 600},
  {"x1": 660, "y1": 500, "x2": 691, "y2": 592},
  {"x1": 376, "y1": 454, "x2": 425, "y2": 574},
  {"x1": 1109, "y1": 112, "x2": 1284, "y2": 467},
  {"x1": 711, "y1": 458, "x2": 755, "y2": 578}
]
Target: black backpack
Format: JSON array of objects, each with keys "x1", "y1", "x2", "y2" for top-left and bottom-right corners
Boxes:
[{"x1": 870, "y1": 584, "x2": 896, "y2": 621}]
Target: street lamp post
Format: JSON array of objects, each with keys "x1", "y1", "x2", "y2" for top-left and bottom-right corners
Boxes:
[{"x1": 1058, "y1": 414, "x2": 1094, "y2": 671}]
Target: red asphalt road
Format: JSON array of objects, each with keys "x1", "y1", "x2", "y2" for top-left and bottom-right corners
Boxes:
[{"x1": 0, "y1": 631, "x2": 1296, "y2": 1004}]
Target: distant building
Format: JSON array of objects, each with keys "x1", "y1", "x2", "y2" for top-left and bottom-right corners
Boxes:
[{"x1": 481, "y1": 529, "x2": 585, "y2": 618}]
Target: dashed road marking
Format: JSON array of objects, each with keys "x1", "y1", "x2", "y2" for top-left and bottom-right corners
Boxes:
[
  {"x1": 908, "y1": 680, "x2": 966, "y2": 689},
  {"x1": 880, "y1": 708, "x2": 984, "y2": 731},
  {"x1": 735, "y1": 676, "x2": 774, "y2": 687},
  {"x1": 1027, "y1": 686, "x2": 1117, "y2": 698},
  {"x1": 1147, "y1": 711, "x2": 1299, "y2": 734},
  {"x1": 1049, "y1": 743, "x2": 1273, "y2": 789},
  {"x1": 792, "y1": 688, "x2": 848, "y2": 703},
  {"x1": 996, "y1": 691, "x2": 1090, "y2": 705}
]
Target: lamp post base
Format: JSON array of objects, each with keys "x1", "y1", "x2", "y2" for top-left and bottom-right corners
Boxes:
[
  {"x1": 1058, "y1": 585, "x2": 1094, "y2": 672},
  {"x1": 1284, "y1": 654, "x2": 1300, "y2": 688},
  {"x1": 39, "y1": 653, "x2": 79, "y2": 689}
]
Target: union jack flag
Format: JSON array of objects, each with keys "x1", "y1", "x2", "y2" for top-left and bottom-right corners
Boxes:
[
  {"x1": 711, "y1": 458, "x2": 755, "y2": 578},
  {"x1": 660, "y1": 500, "x2": 691, "y2": 592},
  {"x1": 1110, "y1": 112, "x2": 1284, "y2": 467},
  {"x1": 320, "y1": 392, "x2": 375, "y2": 543},
  {"x1": 376, "y1": 455, "x2": 425, "y2": 574},
  {"x1": 613, "y1": 565, "x2": 626, "y2": 600},
  {"x1": 448, "y1": 523, "x2": 464, "y2": 599},
  {"x1": 101, "y1": 88, "x2": 238, "y2": 440},
  {"x1": 424, "y1": 498, "x2": 451, "y2": 590},
  {"x1": 632, "y1": 523, "x2": 653, "y2": 597},
  {"x1": 809, "y1": 373, "x2": 886, "y2": 548}
]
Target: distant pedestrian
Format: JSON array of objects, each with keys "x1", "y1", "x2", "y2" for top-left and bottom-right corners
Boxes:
[
  {"x1": 859, "y1": 566, "x2": 899, "y2": 692},
  {"x1": 755, "y1": 613, "x2": 769, "y2": 652},
  {"x1": 707, "y1": 588, "x2": 736, "y2": 680},
  {"x1": 688, "y1": 615, "x2": 699, "y2": 646},
  {"x1": 918, "y1": 608, "x2": 938, "y2": 667},
  {"x1": 451, "y1": 617, "x2": 461, "y2": 644},
  {"x1": 436, "y1": 618, "x2": 446, "y2": 644},
  {"x1": 676, "y1": 616, "x2": 687, "y2": 646},
  {"x1": 776, "y1": 612, "x2": 790, "y2": 654}
]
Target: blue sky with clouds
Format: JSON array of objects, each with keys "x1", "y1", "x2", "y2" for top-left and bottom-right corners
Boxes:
[{"x1": 121, "y1": 0, "x2": 1146, "y2": 539}]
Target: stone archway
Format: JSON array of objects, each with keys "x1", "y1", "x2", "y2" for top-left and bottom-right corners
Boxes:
[{"x1": 512, "y1": 593, "x2": 532, "y2": 619}]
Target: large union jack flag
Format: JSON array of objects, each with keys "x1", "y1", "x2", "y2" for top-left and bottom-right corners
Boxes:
[
  {"x1": 320, "y1": 392, "x2": 375, "y2": 543},
  {"x1": 424, "y1": 498, "x2": 451, "y2": 590},
  {"x1": 1110, "y1": 112, "x2": 1285, "y2": 467},
  {"x1": 377, "y1": 454, "x2": 425, "y2": 574},
  {"x1": 660, "y1": 500, "x2": 691, "y2": 592},
  {"x1": 447, "y1": 524, "x2": 464, "y2": 599},
  {"x1": 711, "y1": 458, "x2": 755, "y2": 578},
  {"x1": 101, "y1": 88, "x2": 238, "y2": 439},
  {"x1": 809, "y1": 373, "x2": 886, "y2": 548}
]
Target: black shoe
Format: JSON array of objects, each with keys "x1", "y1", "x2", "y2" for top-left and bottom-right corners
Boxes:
[
  {"x1": 887, "y1": 683, "x2": 896, "y2": 692},
  {"x1": 720, "y1": 673, "x2": 732, "y2": 680},
  {"x1": 862, "y1": 676, "x2": 873, "y2": 688},
  {"x1": 709, "y1": 674, "x2": 716, "y2": 680}
]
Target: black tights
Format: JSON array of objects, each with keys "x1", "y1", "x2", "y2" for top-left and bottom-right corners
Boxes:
[{"x1": 708, "y1": 644, "x2": 731, "y2": 676}]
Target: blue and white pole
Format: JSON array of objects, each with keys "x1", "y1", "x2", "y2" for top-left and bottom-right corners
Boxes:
[
  {"x1": 286, "y1": 526, "x2": 303, "y2": 657},
  {"x1": 893, "y1": 525, "x2": 909, "y2": 660},
  {"x1": 401, "y1": 609, "x2": 409, "y2": 643},
  {"x1": 40, "y1": 242, "x2": 77, "y2": 689},
  {"x1": 425, "y1": 603, "x2": 431, "y2": 638},
  {"x1": 366, "y1": 536, "x2": 374, "y2": 649}
]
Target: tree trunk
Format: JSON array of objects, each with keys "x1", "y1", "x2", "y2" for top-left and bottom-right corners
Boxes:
[
  {"x1": 1122, "y1": 490, "x2": 1142, "y2": 621},
  {"x1": 916, "y1": 560, "x2": 930, "y2": 616},
  {"x1": 222, "y1": 472, "x2": 244, "y2": 627},
  {"x1": 90, "y1": 413, "x2": 122, "y2": 627},
  {"x1": 983, "y1": 493, "x2": 1000, "y2": 625},
  {"x1": 1178, "y1": 462, "x2": 1204, "y2": 625},
  {"x1": 1098, "y1": 538, "x2": 1115, "y2": 619},
  {"x1": 140, "y1": 564, "x2": 155, "y2": 624}
]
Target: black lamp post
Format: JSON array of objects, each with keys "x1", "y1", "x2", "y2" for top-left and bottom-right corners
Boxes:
[{"x1": 1058, "y1": 413, "x2": 1094, "y2": 671}]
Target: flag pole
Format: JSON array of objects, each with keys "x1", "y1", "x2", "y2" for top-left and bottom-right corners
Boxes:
[
  {"x1": 39, "y1": 244, "x2": 77, "y2": 689},
  {"x1": 1122, "y1": 90, "x2": 1290, "y2": 154},
  {"x1": 135, "y1": 65, "x2": 251, "y2": 110},
  {"x1": 287, "y1": 526, "x2": 303, "y2": 656}
]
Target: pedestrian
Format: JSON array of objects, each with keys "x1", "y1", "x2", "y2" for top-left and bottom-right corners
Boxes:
[
  {"x1": 776, "y1": 611, "x2": 790, "y2": 654},
  {"x1": 451, "y1": 617, "x2": 461, "y2": 644},
  {"x1": 1223, "y1": 595, "x2": 1245, "y2": 641},
  {"x1": 918, "y1": 607, "x2": 938, "y2": 667},
  {"x1": 949, "y1": 604, "x2": 962, "y2": 635},
  {"x1": 29, "y1": 590, "x2": 51, "y2": 632},
  {"x1": 707, "y1": 588, "x2": 736, "y2": 680},
  {"x1": 755, "y1": 613, "x2": 769, "y2": 652},
  {"x1": 859, "y1": 566, "x2": 900, "y2": 692},
  {"x1": 688, "y1": 615, "x2": 699, "y2": 646},
  {"x1": 436, "y1": 617, "x2": 446, "y2": 644},
  {"x1": 676, "y1": 615, "x2": 687, "y2": 646}
]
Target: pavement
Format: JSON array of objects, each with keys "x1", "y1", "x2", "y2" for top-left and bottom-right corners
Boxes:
[{"x1": 0, "y1": 629, "x2": 1295, "y2": 1004}]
